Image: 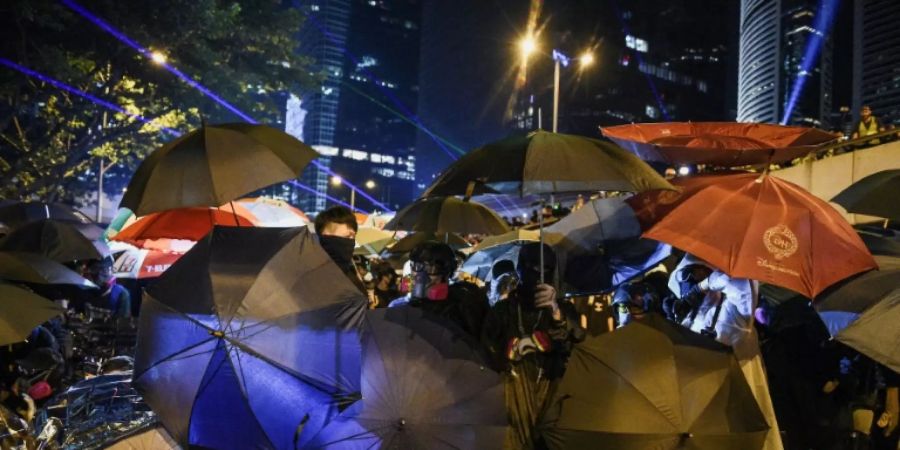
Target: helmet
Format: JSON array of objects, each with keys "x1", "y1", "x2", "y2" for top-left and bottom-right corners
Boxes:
[{"x1": 409, "y1": 241, "x2": 457, "y2": 276}]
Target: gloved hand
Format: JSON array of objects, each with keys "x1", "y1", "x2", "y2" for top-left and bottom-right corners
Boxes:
[{"x1": 534, "y1": 284, "x2": 560, "y2": 320}]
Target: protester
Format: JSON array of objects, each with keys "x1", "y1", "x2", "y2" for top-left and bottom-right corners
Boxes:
[
  {"x1": 369, "y1": 261, "x2": 399, "y2": 308},
  {"x1": 852, "y1": 105, "x2": 883, "y2": 145},
  {"x1": 481, "y1": 243, "x2": 584, "y2": 449},
  {"x1": 388, "y1": 241, "x2": 488, "y2": 338},
  {"x1": 669, "y1": 254, "x2": 783, "y2": 450},
  {"x1": 314, "y1": 206, "x2": 367, "y2": 294},
  {"x1": 611, "y1": 281, "x2": 659, "y2": 328},
  {"x1": 83, "y1": 258, "x2": 131, "y2": 318}
]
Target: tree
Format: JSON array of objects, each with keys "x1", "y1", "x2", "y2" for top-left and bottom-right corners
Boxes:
[{"x1": 0, "y1": 0, "x2": 320, "y2": 203}]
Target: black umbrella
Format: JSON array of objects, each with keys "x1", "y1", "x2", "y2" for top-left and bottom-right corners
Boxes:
[
  {"x1": 0, "y1": 201, "x2": 93, "y2": 229},
  {"x1": 384, "y1": 196, "x2": 509, "y2": 235},
  {"x1": 539, "y1": 315, "x2": 769, "y2": 450},
  {"x1": 0, "y1": 283, "x2": 64, "y2": 346},
  {"x1": 858, "y1": 232, "x2": 900, "y2": 258},
  {"x1": 423, "y1": 130, "x2": 674, "y2": 197},
  {"x1": 301, "y1": 306, "x2": 509, "y2": 449},
  {"x1": 0, "y1": 219, "x2": 109, "y2": 263},
  {"x1": 809, "y1": 267, "x2": 900, "y2": 373},
  {"x1": 121, "y1": 123, "x2": 318, "y2": 216},
  {"x1": 832, "y1": 169, "x2": 900, "y2": 221},
  {"x1": 0, "y1": 251, "x2": 97, "y2": 287},
  {"x1": 134, "y1": 226, "x2": 367, "y2": 449}
]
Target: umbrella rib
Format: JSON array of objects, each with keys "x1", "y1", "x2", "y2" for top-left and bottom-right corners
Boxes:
[
  {"x1": 132, "y1": 337, "x2": 217, "y2": 381},
  {"x1": 228, "y1": 345, "x2": 278, "y2": 449}
]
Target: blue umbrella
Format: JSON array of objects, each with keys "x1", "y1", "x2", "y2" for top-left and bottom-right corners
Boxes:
[{"x1": 134, "y1": 226, "x2": 368, "y2": 449}]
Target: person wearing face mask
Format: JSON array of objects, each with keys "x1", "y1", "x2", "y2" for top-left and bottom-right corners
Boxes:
[
  {"x1": 314, "y1": 206, "x2": 367, "y2": 295},
  {"x1": 481, "y1": 242, "x2": 584, "y2": 449},
  {"x1": 388, "y1": 241, "x2": 488, "y2": 339},
  {"x1": 612, "y1": 281, "x2": 660, "y2": 328}
]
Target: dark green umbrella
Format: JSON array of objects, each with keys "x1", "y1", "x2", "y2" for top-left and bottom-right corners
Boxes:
[
  {"x1": 121, "y1": 123, "x2": 318, "y2": 216},
  {"x1": 384, "y1": 196, "x2": 510, "y2": 235},
  {"x1": 0, "y1": 283, "x2": 64, "y2": 346},
  {"x1": 539, "y1": 315, "x2": 769, "y2": 450},
  {"x1": 0, "y1": 219, "x2": 109, "y2": 263},
  {"x1": 0, "y1": 251, "x2": 97, "y2": 288},
  {"x1": 832, "y1": 288, "x2": 900, "y2": 374},
  {"x1": 423, "y1": 130, "x2": 675, "y2": 197},
  {"x1": 832, "y1": 169, "x2": 900, "y2": 221}
]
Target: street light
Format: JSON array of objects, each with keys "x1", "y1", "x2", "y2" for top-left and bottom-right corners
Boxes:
[
  {"x1": 330, "y1": 175, "x2": 343, "y2": 186},
  {"x1": 520, "y1": 42, "x2": 595, "y2": 133},
  {"x1": 579, "y1": 51, "x2": 594, "y2": 68},
  {"x1": 149, "y1": 50, "x2": 167, "y2": 65},
  {"x1": 365, "y1": 180, "x2": 376, "y2": 189},
  {"x1": 519, "y1": 35, "x2": 537, "y2": 60}
]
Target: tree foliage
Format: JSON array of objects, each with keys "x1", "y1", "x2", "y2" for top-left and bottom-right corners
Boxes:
[{"x1": 0, "y1": 0, "x2": 319, "y2": 202}]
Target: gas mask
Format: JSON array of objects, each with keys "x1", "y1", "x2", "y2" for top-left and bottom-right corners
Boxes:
[{"x1": 410, "y1": 261, "x2": 449, "y2": 301}]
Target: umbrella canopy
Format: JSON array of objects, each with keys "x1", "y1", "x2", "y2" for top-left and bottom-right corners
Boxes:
[
  {"x1": 601, "y1": 122, "x2": 838, "y2": 167},
  {"x1": 120, "y1": 123, "x2": 318, "y2": 216},
  {"x1": 0, "y1": 201, "x2": 94, "y2": 229},
  {"x1": 0, "y1": 219, "x2": 109, "y2": 263},
  {"x1": 627, "y1": 172, "x2": 877, "y2": 298},
  {"x1": 814, "y1": 268, "x2": 900, "y2": 335},
  {"x1": 831, "y1": 169, "x2": 900, "y2": 221},
  {"x1": 539, "y1": 315, "x2": 769, "y2": 450},
  {"x1": 134, "y1": 226, "x2": 368, "y2": 449},
  {"x1": 385, "y1": 232, "x2": 468, "y2": 254},
  {"x1": 356, "y1": 227, "x2": 394, "y2": 246},
  {"x1": 221, "y1": 197, "x2": 310, "y2": 227},
  {"x1": 113, "y1": 208, "x2": 254, "y2": 244},
  {"x1": 423, "y1": 130, "x2": 675, "y2": 197},
  {"x1": 831, "y1": 288, "x2": 900, "y2": 374},
  {"x1": 546, "y1": 196, "x2": 642, "y2": 255},
  {"x1": 0, "y1": 251, "x2": 96, "y2": 287},
  {"x1": 301, "y1": 306, "x2": 508, "y2": 449},
  {"x1": 460, "y1": 244, "x2": 524, "y2": 282},
  {"x1": 105, "y1": 426, "x2": 180, "y2": 450},
  {"x1": 470, "y1": 229, "x2": 541, "y2": 253},
  {"x1": 108, "y1": 242, "x2": 184, "y2": 280},
  {"x1": 354, "y1": 238, "x2": 394, "y2": 257},
  {"x1": 858, "y1": 232, "x2": 900, "y2": 258},
  {"x1": 0, "y1": 283, "x2": 64, "y2": 346},
  {"x1": 384, "y1": 196, "x2": 510, "y2": 235}
]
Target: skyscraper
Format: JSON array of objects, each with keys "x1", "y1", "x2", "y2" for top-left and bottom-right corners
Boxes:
[
  {"x1": 289, "y1": 0, "x2": 420, "y2": 214},
  {"x1": 737, "y1": 0, "x2": 836, "y2": 126},
  {"x1": 853, "y1": 0, "x2": 900, "y2": 127}
]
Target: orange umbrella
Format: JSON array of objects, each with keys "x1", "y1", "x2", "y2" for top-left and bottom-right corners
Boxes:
[
  {"x1": 627, "y1": 172, "x2": 876, "y2": 298},
  {"x1": 602, "y1": 122, "x2": 838, "y2": 167},
  {"x1": 113, "y1": 208, "x2": 253, "y2": 244}
]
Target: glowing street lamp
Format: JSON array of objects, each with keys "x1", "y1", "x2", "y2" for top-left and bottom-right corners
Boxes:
[
  {"x1": 519, "y1": 35, "x2": 537, "y2": 60},
  {"x1": 149, "y1": 50, "x2": 167, "y2": 65},
  {"x1": 330, "y1": 175, "x2": 343, "y2": 187},
  {"x1": 579, "y1": 51, "x2": 594, "y2": 68},
  {"x1": 365, "y1": 180, "x2": 376, "y2": 190}
]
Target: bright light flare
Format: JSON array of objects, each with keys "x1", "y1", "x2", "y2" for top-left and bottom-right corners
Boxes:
[
  {"x1": 149, "y1": 51, "x2": 167, "y2": 65},
  {"x1": 519, "y1": 35, "x2": 537, "y2": 59},
  {"x1": 365, "y1": 180, "x2": 376, "y2": 189},
  {"x1": 678, "y1": 166, "x2": 690, "y2": 176},
  {"x1": 579, "y1": 51, "x2": 594, "y2": 68},
  {"x1": 330, "y1": 176, "x2": 343, "y2": 186}
]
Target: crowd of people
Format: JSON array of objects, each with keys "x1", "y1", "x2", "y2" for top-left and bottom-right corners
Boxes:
[
  {"x1": 0, "y1": 201, "x2": 896, "y2": 450},
  {"x1": 316, "y1": 205, "x2": 899, "y2": 450}
]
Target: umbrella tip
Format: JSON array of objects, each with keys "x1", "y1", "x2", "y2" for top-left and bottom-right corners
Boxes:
[{"x1": 210, "y1": 330, "x2": 225, "y2": 338}]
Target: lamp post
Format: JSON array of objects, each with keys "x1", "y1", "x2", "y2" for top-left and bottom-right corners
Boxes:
[
  {"x1": 519, "y1": 36, "x2": 594, "y2": 133},
  {"x1": 332, "y1": 176, "x2": 377, "y2": 212}
]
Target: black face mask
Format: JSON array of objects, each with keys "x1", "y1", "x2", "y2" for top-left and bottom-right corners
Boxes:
[{"x1": 319, "y1": 235, "x2": 355, "y2": 273}]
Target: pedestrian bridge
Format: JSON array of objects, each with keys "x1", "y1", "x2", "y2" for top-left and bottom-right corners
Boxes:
[{"x1": 773, "y1": 135, "x2": 900, "y2": 225}]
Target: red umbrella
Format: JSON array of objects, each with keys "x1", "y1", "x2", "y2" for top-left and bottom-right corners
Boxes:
[
  {"x1": 602, "y1": 122, "x2": 838, "y2": 167},
  {"x1": 627, "y1": 172, "x2": 876, "y2": 298},
  {"x1": 112, "y1": 208, "x2": 253, "y2": 244}
]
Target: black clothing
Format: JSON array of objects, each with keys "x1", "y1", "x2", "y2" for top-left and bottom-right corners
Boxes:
[
  {"x1": 400, "y1": 281, "x2": 489, "y2": 339},
  {"x1": 372, "y1": 286, "x2": 399, "y2": 308}
]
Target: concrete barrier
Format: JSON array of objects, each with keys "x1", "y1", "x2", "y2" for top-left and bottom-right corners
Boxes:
[{"x1": 772, "y1": 140, "x2": 900, "y2": 224}]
